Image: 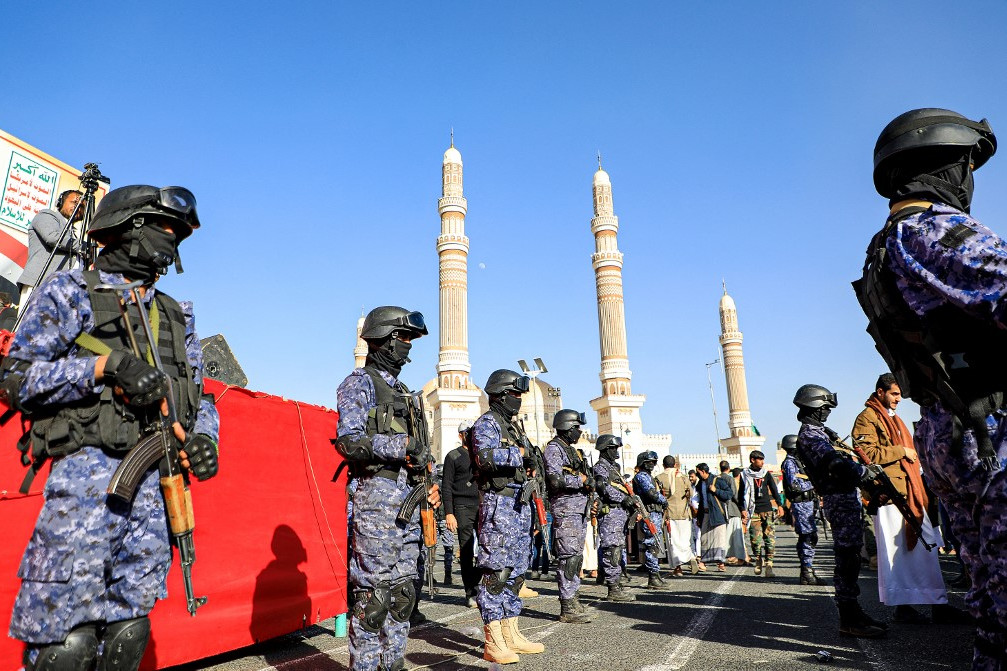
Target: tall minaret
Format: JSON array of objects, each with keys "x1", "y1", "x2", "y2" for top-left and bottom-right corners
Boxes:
[
  {"x1": 588, "y1": 158, "x2": 648, "y2": 464},
  {"x1": 426, "y1": 136, "x2": 482, "y2": 460},
  {"x1": 354, "y1": 314, "x2": 368, "y2": 369},
  {"x1": 717, "y1": 283, "x2": 765, "y2": 458}
]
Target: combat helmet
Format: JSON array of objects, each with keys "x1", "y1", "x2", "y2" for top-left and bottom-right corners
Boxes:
[
  {"x1": 360, "y1": 306, "x2": 428, "y2": 341},
  {"x1": 595, "y1": 434, "x2": 623, "y2": 452},
  {"x1": 553, "y1": 409, "x2": 586, "y2": 431},
  {"x1": 484, "y1": 369, "x2": 530, "y2": 396},
  {"x1": 636, "y1": 450, "x2": 658, "y2": 468},
  {"x1": 88, "y1": 185, "x2": 201, "y2": 243},
  {"x1": 874, "y1": 108, "x2": 997, "y2": 197},
  {"x1": 781, "y1": 434, "x2": 798, "y2": 454},
  {"x1": 793, "y1": 384, "x2": 838, "y2": 411}
]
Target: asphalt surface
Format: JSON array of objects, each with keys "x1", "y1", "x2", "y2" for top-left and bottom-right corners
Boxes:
[{"x1": 167, "y1": 527, "x2": 975, "y2": 671}]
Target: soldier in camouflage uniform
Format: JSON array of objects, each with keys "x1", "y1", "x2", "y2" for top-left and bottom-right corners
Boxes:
[
  {"x1": 859, "y1": 109, "x2": 1006, "y2": 669},
  {"x1": 780, "y1": 435, "x2": 826, "y2": 586},
  {"x1": 593, "y1": 435, "x2": 636, "y2": 602},
  {"x1": 334, "y1": 306, "x2": 439, "y2": 671},
  {"x1": 471, "y1": 369, "x2": 543, "y2": 665},
  {"x1": 543, "y1": 409, "x2": 594, "y2": 624},
  {"x1": 632, "y1": 451, "x2": 670, "y2": 590},
  {"x1": 794, "y1": 384, "x2": 887, "y2": 639},
  {"x1": 2, "y1": 185, "x2": 220, "y2": 671}
]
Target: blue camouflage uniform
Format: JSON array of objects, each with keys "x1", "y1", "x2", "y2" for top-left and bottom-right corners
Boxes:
[
  {"x1": 632, "y1": 471, "x2": 666, "y2": 574},
  {"x1": 6, "y1": 269, "x2": 219, "y2": 646},
  {"x1": 336, "y1": 368, "x2": 421, "y2": 671},
  {"x1": 782, "y1": 454, "x2": 818, "y2": 567},
  {"x1": 593, "y1": 457, "x2": 628, "y2": 585},
  {"x1": 796, "y1": 423, "x2": 865, "y2": 603},
  {"x1": 471, "y1": 410, "x2": 531, "y2": 625},
  {"x1": 543, "y1": 438, "x2": 588, "y2": 600},
  {"x1": 882, "y1": 203, "x2": 1007, "y2": 667}
]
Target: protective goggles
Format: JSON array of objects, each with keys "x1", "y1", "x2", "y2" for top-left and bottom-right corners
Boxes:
[
  {"x1": 386, "y1": 311, "x2": 428, "y2": 335},
  {"x1": 152, "y1": 187, "x2": 199, "y2": 227},
  {"x1": 572, "y1": 412, "x2": 587, "y2": 425},
  {"x1": 510, "y1": 375, "x2": 531, "y2": 393}
]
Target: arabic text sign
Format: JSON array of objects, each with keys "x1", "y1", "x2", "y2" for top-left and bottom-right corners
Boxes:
[{"x1": 1, "y1": 150, "x2": 59, "y2": 231}]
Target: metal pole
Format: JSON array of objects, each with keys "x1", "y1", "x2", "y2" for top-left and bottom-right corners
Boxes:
[{"x1": 706, "y1": 359, "x2": 721, "y2": 453}]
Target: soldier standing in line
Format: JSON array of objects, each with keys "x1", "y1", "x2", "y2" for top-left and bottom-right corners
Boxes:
[
  {"x1": 632, "y1": 451, "x2": 671, "y2": 590},
  {"x1": 334, "y1": 306, "x2": 440, "y2": 671},
  {"x1": 543, "y1": 409, "x2": 594, "y2": 624},
  {"x1": 471, "y1": 369, "x2": 544, "y2": 665},
  {"x1": 593, "y1": 435, "x2": 638, "y2": 602},
  {"x1": 2, "y1": 185, "x2": 220, "y2": 670},
  {"x1": 794, "y1": 384, "x2": 887, "y2": 638},
  {"x1": 780, "y1": 434, "x2": 827, "y2": 586},
  {"x1": 857, "y1": 109, "x2": 1005, "y2": 666}
]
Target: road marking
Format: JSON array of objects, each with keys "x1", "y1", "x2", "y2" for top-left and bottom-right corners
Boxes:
[{"x1": 639, "y1": 570, "x2": 742, "y2": 671}]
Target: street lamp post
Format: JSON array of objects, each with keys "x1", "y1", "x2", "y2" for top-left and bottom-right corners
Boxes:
[
  {"x1": 705, "y1": 358, "x2": 722, "y2": 454},
  {"x1": 619, "y1": 423, "x2": 632, "y2": 470}
]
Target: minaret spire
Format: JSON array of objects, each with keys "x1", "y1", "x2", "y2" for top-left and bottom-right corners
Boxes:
[{"x1": 717, "y1": 286, "x2": 765, "y2": 457}]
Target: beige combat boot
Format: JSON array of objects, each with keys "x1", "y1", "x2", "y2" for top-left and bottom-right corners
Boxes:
[
  {"x1": 502, "y1": 617, "x2": 545, "y2": 654},
  {"x1": 764, "y1": 561, "x2": 775, "y2": 578},
  {"x1": 518, "y1": 583, "x2": 539, "y2": 598},
  {"x1": 753, "y1": 557, "x2": 762, "y2": 575},
  {"x1": 484, "y1": 620, "x2": 520, "y2": 664}
]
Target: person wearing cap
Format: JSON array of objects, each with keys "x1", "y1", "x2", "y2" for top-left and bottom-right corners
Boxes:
[
  {"x1": 1, "y1": 185, "x2": 220, "y2": 671},
  {"x1": 738, "y1": 450, "x2": 784, "y2": 578},
  {"x1": 442, "y1": 420, "x2": 480, "y2": 608},
  {"x1": 859, "y1": 108, "x2": 1006, "y2": 664},
  {"x1": 16, "y1": 188, "x2": 84, "y2": 312},
  {"x1": 543, "y1": 409, "x2": 594, "y2": 623},
  {"x1": 334, "y1": 305, "x2": 440, "y2": 671}
]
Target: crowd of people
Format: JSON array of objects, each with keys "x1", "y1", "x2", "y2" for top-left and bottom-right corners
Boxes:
[{"x1": 1, "y1": 107, "x2": 1004, "y2": 671}]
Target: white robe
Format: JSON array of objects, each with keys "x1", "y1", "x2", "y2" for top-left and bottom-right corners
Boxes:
[
  {"x1": 667, "y1": 519, "x2": 695, "y2": 567},
  {"x1": 583, "y1": 523, "x2": 598, "y2": 571},
  {"x1": 874, "y1": 504, "x2": 947, "y2": 606}
]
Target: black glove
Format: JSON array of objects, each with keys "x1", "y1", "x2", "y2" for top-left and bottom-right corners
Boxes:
[
  {"x1": 406, "y1": 438, "x2": 432, "y2": 467},
  {"x1": 859, "y1": 463, "x2": 884, "y2": 488},
  {"x1": 183, "y1": 433, "x2": 219, "y2": 481},
  {"x1": 104, "y1": 350, "x2": 168, "y2": 407},
  {"x1": 620, "y1": 497, "x2": 637, "y2": 512}
]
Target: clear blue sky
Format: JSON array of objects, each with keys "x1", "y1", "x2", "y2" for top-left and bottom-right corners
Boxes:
[{"x1": 5, "y1": 2, "x2": 1007, "y2": 460}]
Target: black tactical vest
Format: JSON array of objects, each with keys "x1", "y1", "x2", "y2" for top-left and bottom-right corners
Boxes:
[
  {"x1": 356, "y1": 366, "x2": 425, "y2": 478},
  {"x1": 475, "y1": 410, "x2": 528, "y2": 493},
  {"x1": 27, "y1": 270, "x2": 200, "y2": 463}
]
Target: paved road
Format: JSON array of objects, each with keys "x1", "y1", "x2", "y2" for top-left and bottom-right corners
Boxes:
[{"x1": 167, "y1": 528, "x2": 974, "y2": 670}]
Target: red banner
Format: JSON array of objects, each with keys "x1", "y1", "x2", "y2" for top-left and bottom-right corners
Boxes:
[{"x1": 0, "y1": 380, "x2": 349, "y2": 669}]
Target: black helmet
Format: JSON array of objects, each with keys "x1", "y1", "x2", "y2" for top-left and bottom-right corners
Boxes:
[
  {"x1": 484, "y1": 369, "x2": 530, "y2": 396},
  {"x1": 595, "y1": 434, "x2": 622, "y2": 451},
  {"x1": 793, "y1": 384, "x2": 838, "y2": 410},
  {"x1": 360, "y1": 306, "x2": 428, "y2": 341},
  {"x1": 781, "y1": 434, "x2": 798, "y2": 454},
  {"x1": 553, "y1": 409, "x2": 586, "y2": 431},
  {"x1": 636, "y1": 450, "x2": 658, "y2": 468},
  {"x1": 88, "y1": 185, "x2": 200, "y2": 243},
  {"x1": 873, "y1": 108, "x2": 997, "y2": 197}
]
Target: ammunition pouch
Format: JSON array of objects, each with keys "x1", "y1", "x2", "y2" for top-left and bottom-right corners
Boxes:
[
  {"x1": 788, "y1": 489, "x2": 816, "y2": 504},
  {"x1": 388, "y1": 581, "x2": 416, "y2": 623},
  {"x1": 355, "y1": 583, "x2": 391, "y2": 633},
  {"x1": 646, "y1": 504, "x2": 663, "y2": 514}
]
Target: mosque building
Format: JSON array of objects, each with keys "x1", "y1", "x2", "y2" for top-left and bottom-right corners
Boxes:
[{"x1": 587, "y1": 160, "x2": 671, "y2": 467}]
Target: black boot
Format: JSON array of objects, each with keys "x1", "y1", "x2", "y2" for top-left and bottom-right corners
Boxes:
[
  {"x1": 647, "y1": 572, "x2": 670, "y2": 591},
  {"x1": 838, "y1": 601, "x2": 886, "y2": 638},
  {"x1": 893, "y1": 605, "x2": 928, "y2": 624},
  {"x1": 851, "y1": 602, "x2": 888, "y2": 630},
  {"x1": 800, "y1": 566, "x2": 826, "y2": 586},
  {"x1": 606, "y1": 582, "x2": 636, "y2": 602},
  {"x1": 571, "y1": 592, "x2": 595, "y2": 615},
  {"x1": 618, "y1": 571, "x2": 633, "y2": 587},
  {"x1": 559, "y1": 598, "x2": 592, "y2": 623},
  {"x1": 809, "y1": 567, "x2": 827, "y2": 585}
]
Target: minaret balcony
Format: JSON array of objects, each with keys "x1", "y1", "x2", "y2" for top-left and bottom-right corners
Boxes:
[{"x1": 438, "y1": 196, "x2": 468, "y2": 215}]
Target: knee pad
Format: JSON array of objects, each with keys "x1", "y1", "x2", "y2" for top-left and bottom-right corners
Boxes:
[
  {"x1": 388, "y1": 581, "x2": 416, "y2": 623},
  {"x1": 562, "y1": 555, "x2": 583, "y2": 580},
  {"x1": 508, "y1": 575, "x2": 525, "y2": 597},
  {"x1": 354, "y1": 583, "x2": 391, "y2": 634},
  {"x1": 25, "y1": 624, "x2": 98, "y2": 671},
  {"x1": 97, "y1": 617, "x2": 150, "y2": 671},
  {"x1": 606, "y1": 546, "x2": 622, "y2": 567},
  {"x1": 482, "y1": 568, "x2": 511, "y2": 596}
]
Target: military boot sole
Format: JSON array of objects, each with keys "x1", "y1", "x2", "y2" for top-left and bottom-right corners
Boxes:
[
  {"x1": 839, "y1": 624, "x2": 887, "y2": 638},
  {"x1": 559, "y1": 613, "x2": 593, "y2": 624}
]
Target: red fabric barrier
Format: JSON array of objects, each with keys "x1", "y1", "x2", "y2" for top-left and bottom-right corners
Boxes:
[{"x1": 0, "y1": 380, "x2": 349, "y2": 669}]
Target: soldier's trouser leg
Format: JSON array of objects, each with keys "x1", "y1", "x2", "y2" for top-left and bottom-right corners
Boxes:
[
  {"x1": 761, "y1": 512, "x2": 776, "y2": 560},
  {"x1": 599, "y1": 545, "x2": 622, "y2": 584},
  {"x1": 823, "y1": 491, "x2": 864, "y2": 604},
  {"x1": 96, "y1": 617, "x2": 150, "y2": 671},
  {"x1": 476, "y1": 493, "x2": 532, "y2": 624},
  {"x1": 796, "y1": 532, "x2": 818, "y2": 567},
  {"x1": 749, "y1": 516, "x2": 765, "y2": 560},
  {"x1": 9, "y1": 449, "x2": 170, "y2": 646},
  {"x1": 23, "y1": 624, "x2": 98, "y2": 671},
  {"x1": 553, "y1": 510, "x2": 587, "y2": 600},
  {"x1": 640, "y1": 516, "x2": 660, "y2": 573},
  {"x1": 916, "y1": 405, "x2": 1007, "y2": 670},
  {"x1": 349, "y1": 476, "x2": 419, "y2": 671}
]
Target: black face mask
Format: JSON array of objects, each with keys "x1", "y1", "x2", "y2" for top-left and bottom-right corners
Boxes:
[
  {"x1": 798, "y1": 406, "x2": 832, "y2": 427},
  {"x1": 95, "y1": 225, "x2": 177, "y2": 283},
  {"x1": 491, "y1": 394, "x2": 523, "y2": 419},
  {"x1": 559, "y1": 427, "x2": 583, "y2": 445},
  {"x1": 601, "y1": 448, "x2": 620, "y2": 463},
  {"x1": 643, "y1": 461, "x2": 656, "y2": 473},
  {"x1": 888, "y1": 148, "x2": 975, "y2": 213},
  {"x1": 366, "y1": 337, "x2": 412, "y2": 378}
]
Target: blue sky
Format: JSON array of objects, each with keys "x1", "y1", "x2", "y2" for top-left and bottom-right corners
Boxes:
[{"x1": 5, "y1": 2, "x2": 1007, "y2": 460}]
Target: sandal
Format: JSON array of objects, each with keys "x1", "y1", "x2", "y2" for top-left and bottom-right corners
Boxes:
[
  {"x1": 717, "y1": 563, "x2": 726, "y2": 572},
  {"x1": 697, "y1": 562, "x2": 707, "y2": 572}
]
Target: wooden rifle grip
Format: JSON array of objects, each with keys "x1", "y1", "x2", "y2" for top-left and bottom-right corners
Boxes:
[
  {"x1": 161, "y1": 474, "x2": 195, "y2": 535},
  {"x1": 420, "y1": 508, "x2": 437, "y2": 547},
  {"x1": 533, "y1": 497, "x2": 547, "y2": 528}
]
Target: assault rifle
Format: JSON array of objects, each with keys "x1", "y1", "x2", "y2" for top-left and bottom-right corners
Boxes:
[
  {"x1": 614, "y1": 480, "x2": 659, "y2": 537},
  {"x1": 104, "y1": 283, "x2": 206, "y2": 616},
  {"x1": 827, "y1": 429, "x2": 935, "y2": 552},
  {"x1": 395, "y1": 391, "x2": 438, "y2": 597},
  {"x1": 517, "y1": 426, "x2": 548, "y2": 530},
  {"x1": 787, "y1": 450, "x2": 827, "y2": 540}
]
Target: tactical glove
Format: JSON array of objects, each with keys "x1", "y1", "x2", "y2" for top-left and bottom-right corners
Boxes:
[
  {"x1": 184, "y1": 433, "x2": 218, "y2": 481},
  {"x1": 104, "y1": 350, "x2": 168, "y2": 407},
  {"x1": 620, "y1": 497, "x2": 637, "y2": 512},
  {"x1": 859, "y1": 463, "x2": 885, "y2": 489}
]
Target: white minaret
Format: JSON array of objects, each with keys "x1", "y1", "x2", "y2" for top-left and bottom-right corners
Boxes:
[
  {"x1": 426, "y1": 136, "x2": 481, "y2": 460},
  {"x1": 588, "y1": 159, "x2": 649, "y2": 466},
  {"x1": 718, "y1": 283, "x2": 765, "y2": 458},
  {"x1": 354, "y1": 314, "x2": 368, "y2": 369}
]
